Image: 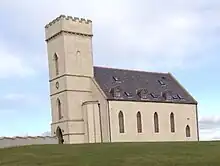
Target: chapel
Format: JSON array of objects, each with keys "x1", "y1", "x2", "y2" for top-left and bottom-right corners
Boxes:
[{"x1": 45, "y1": 15, "x2": 199, "y2": 144}]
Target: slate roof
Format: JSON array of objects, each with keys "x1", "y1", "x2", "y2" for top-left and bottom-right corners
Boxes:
[{"x1": 93, "y1": 66, "x2": 197, "y2": 104}]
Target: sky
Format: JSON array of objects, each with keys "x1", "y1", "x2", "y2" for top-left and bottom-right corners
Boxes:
[{"x1": 0, "y1": 0, "x2": 220, "y2": 140}]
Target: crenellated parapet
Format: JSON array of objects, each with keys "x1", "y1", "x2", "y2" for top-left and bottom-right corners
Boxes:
[
  {"x1": 45, "y1": 15, "x2": 93, "y2": 41},
  {"x1": 45, "y1": 15, "x2": 92, "y2": 28}
]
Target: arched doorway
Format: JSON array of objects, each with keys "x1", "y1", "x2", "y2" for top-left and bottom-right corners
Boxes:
[{"x1": 56, "y1": 126, "x2": 64, "y2": 144}]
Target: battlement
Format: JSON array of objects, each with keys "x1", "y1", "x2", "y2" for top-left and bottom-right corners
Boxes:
[
  {"x1": 45, "y1": 15, "x2": 92, "y2": 28},
  {"x1": 45, "y1": 15, "x2": 93, "y2": 41}
]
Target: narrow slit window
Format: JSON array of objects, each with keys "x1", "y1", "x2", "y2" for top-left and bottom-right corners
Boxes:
[
  {"x1": 154, "y1": 112, "x2": 159, "y2": 133},
  {"x1": 57, "y1": 98, "x2": 62, "y2": 120},
  {"x1": 54, "y1": 53, "x2": 59, "y2": 75},
  {"x1": 170, "y1": 112, "x2": 175, "y2": 133}
]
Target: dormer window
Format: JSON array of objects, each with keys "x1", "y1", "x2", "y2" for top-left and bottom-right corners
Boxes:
[
  {"x1": 137, "y1": 88, "x2": 148, "y2": 99},
  {"x1": 110, "y1": 86, "x2": 122, "y2": 98},
  {"x1": 162, "y1": 91, "x2": 172, "y2": 100},
  {"x1": 158, "y1": 80, "x2": 165, "y2": 86},
  {"x1": 115, "y1": 91, "x2": 121, "y2": 97}
]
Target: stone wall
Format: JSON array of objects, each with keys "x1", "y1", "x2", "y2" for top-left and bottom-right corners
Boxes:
[{"x1": 0, "y1": 136, "x2": 58, "y2": 149}]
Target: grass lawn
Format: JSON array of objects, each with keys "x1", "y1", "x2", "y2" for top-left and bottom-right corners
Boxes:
[{"x1": 0, "y1": 141, "x2": 220, "y2": 166}]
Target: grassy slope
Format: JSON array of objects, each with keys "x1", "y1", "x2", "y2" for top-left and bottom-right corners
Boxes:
[{"x1": 0, "y1": 142, "x2": 220, "y2": 166}]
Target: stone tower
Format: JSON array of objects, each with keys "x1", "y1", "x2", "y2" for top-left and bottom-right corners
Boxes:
[{"x1": 45, "y1": 15, "x2": 95, "y2": 144}]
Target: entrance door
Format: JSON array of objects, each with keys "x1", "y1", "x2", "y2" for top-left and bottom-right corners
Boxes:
[{"x1": 56, "y1": 126, "x2": 64, "y2": 144}]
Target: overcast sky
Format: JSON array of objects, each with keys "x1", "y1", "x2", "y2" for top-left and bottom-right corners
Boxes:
[{"x1": 0, "y1": 0, "x2": 220, "y2": 140}]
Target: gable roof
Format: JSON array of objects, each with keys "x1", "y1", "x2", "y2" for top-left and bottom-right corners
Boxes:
[{"x1": 93, "y1": 66, "x2": 197, "y2": 104}]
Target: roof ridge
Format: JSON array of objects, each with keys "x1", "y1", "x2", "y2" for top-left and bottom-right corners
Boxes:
[{"x1": 94, "y1": 65, "x2": 169, "y2": 75}]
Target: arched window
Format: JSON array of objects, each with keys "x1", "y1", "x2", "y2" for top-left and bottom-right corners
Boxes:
[
  {"x1": 54, "y1": 53, "x2": 59, "y2": 75},
  {"x1": 137, "y1": 111, "x2": 142, "y2": 133},
  {"x1": 118, "y1": 111, "x2": 125, "y2": 133},
  {"x1": 170, "y1": 112, "x2": 175, "y2": 133},
  {"x1": 57, "y1": 98, "x2": 62, "y2": 120},
  {"x1": 186, "y1": 125, "x2": 191, "y2": 137},
  {"x1": 154, "y1": 112, "x2": 159, "y2": 133}
]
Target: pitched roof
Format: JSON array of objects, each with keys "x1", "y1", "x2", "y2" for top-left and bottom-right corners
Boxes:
[{"x1": 93, "y1": 66, "x2": 197, "y2": 104}]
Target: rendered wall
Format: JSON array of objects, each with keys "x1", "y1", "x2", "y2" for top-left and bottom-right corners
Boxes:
[
  {"x1": 45, "y1": 15, "x2": 94, "y2": 144},
  {"x1": 83, "y1": 102, "x2": 102, "y2": 143},
  {"x1": 0, "y1": 136, "x2": 58, "y2": 149},
  {"x1": 109, "y1": 100, "x2": 198, "y2": 142},
  {"x1": 91, "y1": 78, "x2": 111, "y2": 142}
]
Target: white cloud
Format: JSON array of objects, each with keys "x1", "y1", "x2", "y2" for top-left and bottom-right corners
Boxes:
[
  {"x1": 0, "y1": 93, "x2": 42, "y2": 105},
  {"x1": 199, "y1": 129, "x2": 220, "y2": 141},
  {"x1": 0, "y1": 41, "x2": 36, "y2": 78},
  {"x1": 41, "y1": 131, "x2": 51, "y2": 136},
  {"x1": 1, "y1": 0, "x2": 219, "y2": 71},
  {"x1": 199, "y1": 115, "x2": 220, "y2": 140},
  {"x1": 3, "y1": 93, "x2": 25, "y2": 101}
]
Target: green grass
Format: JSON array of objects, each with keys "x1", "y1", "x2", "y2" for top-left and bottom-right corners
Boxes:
[{"x1": 1, "y1": 141, "x2": 220, "y2": 166}]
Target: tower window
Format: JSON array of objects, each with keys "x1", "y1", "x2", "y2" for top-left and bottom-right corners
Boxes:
[
  {"x1": 186, "y1": 125, "x2": 191, "y2": 137},
  {"x1": 57, "y1": 98, "x2": 62, "y2": 120},
  {"x1": 54, "y1": 53, "x2": 59, "y2": 76}
]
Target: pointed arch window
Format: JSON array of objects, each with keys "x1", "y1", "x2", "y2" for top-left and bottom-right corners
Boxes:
[
  {"x1": 137, "y1": 111, "x2": 142, "y2": 133},
  {"x1": 118, "y1": 111, "x2": 125, "y2": 133},
  {"x1": 57, "y1": 98, "x2": 62, "y2": 120},
  {"x1": 170, "y1": 112, "x2": 175, "y2": 133},
  {"x1": 54, "y1": 53, "x2": 59, "y2": 75},
  {"x1": 186, "y1": 125, "x2": 191, "y2": 137},
  {"x1": 154, "y1": 112, "x2": 159, "y2": 133}
]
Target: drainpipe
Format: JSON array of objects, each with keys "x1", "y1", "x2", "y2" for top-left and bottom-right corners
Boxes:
[
  {"x1": 98, "y1": 103, "x2": 103, "y2": 143},
  {"x1": 196, "y1": 104, "x2": 200, "y2": 141}
]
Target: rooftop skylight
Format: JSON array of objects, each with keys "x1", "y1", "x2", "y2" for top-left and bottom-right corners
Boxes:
[
  {"x1": 124, "y1": 92, "x2": 132, "y2": 97},
  {"x1": 172, "y1": 94, "x2": 179, "y2": 99},
  {"x1": 158, "y1": 80, "x2": 165, "y2": 85},
  {"x1": 113, "y1": 76, "x2": 120, "y2": 82},
  {"x1": 177, "y1": 94, "x2": 184, "y2": 99},
  {"x1": 150, "y1": 93, "x2": 157, "y2": 98}
]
